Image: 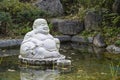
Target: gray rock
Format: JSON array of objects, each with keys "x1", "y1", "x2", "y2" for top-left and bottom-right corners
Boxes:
[
  {"x1": 84, "y1": 11, "x2": 102, "y2": 31},
  {"x1": 34, "y1": 0, "x2": 64, "y2": 16},
  {"x1": 71, "y1": 36, "x2": 88, "y2": 43},
  {"x1": 88, "y1": 37, "x2": 93, "y2": 44},
  {"x1": 93, "y1": 34, "x2": 106, "y2": 48},
  {"x1": 50, "y1": 19, "x2": 84, "y2": 35},
  {"x1": 113, "y1": 0, "x2": 120, "y2": 14},
  {"x1": 0, "y1": 39, "x2": 23, "y2": 48},
  {"x1": 55, "y1": 35, "x2": 71, "y2": 42},
  {"x1": 71, "y1": 36, "x2": 93, "y2": 43},
  {"x1": 106, "y1": 45, "x2": 120, "y2": 54}
]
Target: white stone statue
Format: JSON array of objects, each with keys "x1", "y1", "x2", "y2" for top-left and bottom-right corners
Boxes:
[{"x1": 19, "y1": 18, "x2": 65, "y2": 61}]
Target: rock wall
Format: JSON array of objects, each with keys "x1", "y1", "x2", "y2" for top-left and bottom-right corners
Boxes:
[{"x1": 50, "y1": 19, "x2": 84, "y2": 35}]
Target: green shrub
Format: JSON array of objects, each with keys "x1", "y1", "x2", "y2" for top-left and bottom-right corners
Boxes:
[
  {"x1": 77, "y1": 0, "x2": 114, "y2": 9},
  {"x1": 102, "y1": 12, "x2": 120, "y2": 27},
  {"x1": 61, "y1": 0, "x2": 114, "y2": 24},
  {"x1": 61, "y1": 0, "x2": 81, "y2": 15},
  {"x1": 102, "y1": 12, "x2": 118, "y2": 27},
  {"x1": 102, "y1": 27, "x2": 120, "y2": 37},
  {"x1": 12, "y1": 23, "x2": 32, "y2": 36},
  {"x1": 112, "y1": 16, "x2": 120, "y2": 27},
  {"x1": 0, "y1": 0, "x2": 49, "y2": 36},
  {"x1": 115, "y1": 40, "x2": 120, "y2": 47},
  {"x1": 0, "y1": 12, "x2": 12, "y2": 35},
  {"x1": 0, "y1": 0, "x2": 47, "y2": 23}
]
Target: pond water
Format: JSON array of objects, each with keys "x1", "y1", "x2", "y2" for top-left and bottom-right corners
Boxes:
[{"x1": 0, "y1": 43, "x2": 120, "y2": 80}]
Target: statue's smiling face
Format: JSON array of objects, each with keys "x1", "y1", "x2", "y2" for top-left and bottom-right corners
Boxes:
[{"x1": 33, "y1": 19, "x2": 50, "y2": 34}]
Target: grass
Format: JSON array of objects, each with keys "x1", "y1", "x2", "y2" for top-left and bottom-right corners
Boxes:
[{"x1": 110, "y1": 62, "x2": 120, "y2": 80}]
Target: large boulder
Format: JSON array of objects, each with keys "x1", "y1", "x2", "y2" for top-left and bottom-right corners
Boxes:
[
  {"x1": 84, "y1": 11, "x2": 102, "y2": 31},
  {"x1": 34, "y1": 0, "x2": 64, "y2": 16},
  {"x1": 113, "y1": 0, "x2": 120, "y2": 14},
  {"x1": 50, "y1": 19, "x2": 84, "y2": 35},
  {"x1": 93, "y1": 34, "x2": 106, "y2": 48}
]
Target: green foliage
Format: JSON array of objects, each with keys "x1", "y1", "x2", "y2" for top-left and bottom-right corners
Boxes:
[
  {"x1": 0, "y1": 12, "x2": 12, "y2": 35},
  {"x1": 110, "y1": 62, "x2": 120, "y2": 80},
  {"x1": 81, "y1": 30, "x2": 98, "y2": 37},
  {"x1": 101, "y1": 9, "x2": 120, "y2": 27},
  {"x1": 61, "y1": 0, "x2": 81, "y2": 15},
  {"x1": 101, "y1": 0, "x2": 114, "y2": 10},
  {"x1": 62, "y1": 0, "x2": 115, "y2": 26},
  {"x1": 100, "y1": 27, "x2": 120, "y2": 44},
  {"x1": 80, "y1": 26, "x2": 120, "y2": 45},
  {"x1": 61, "y1": 0, "x2": 114, "y2": 15},
  {"x1": 48, "y1": 23, "x2": 53, "y2": 31},
  {"x1": 115, "y1": 40, "x2": 120, "y2": 47},
  {"x1": 102, "y1": 12, "x2": 118, "y2": 27},
  {"x1": 77, "y1": 0, "x2": 114, "y2": 9},
  {"x1": 0, "y1": 0, "x2": 47, "y2": 23},
  {"x1": 0, "y1": 0, "x2": 48, "y2": 36},
  {"x1": 0, "y1": 12, "x2": 12, "y2": 22},
  {"x1": 113, "y1": 16, "x2": 120, "y2": 27},
  {"x1": 102, "y1": 27, "x2": 120, "y2": 37}
]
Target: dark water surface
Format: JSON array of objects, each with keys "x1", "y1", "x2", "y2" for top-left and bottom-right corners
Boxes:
[{"x1": 0, "y1": 43, "x2": 120, "y2": 80}]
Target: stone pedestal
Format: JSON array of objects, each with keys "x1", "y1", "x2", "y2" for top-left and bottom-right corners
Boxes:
[{"x1": 19, "y1": 55, "x2": 65, "y2": 65}]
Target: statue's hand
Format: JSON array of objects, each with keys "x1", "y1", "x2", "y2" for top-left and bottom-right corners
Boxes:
[{"x1": 36, "y1": 41, "x2": 43, "y2": 47}]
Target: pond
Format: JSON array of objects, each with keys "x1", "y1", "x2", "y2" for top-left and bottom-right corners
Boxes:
[{"x1": 0, "y1": 43, "x2": 120, "y2": 80}]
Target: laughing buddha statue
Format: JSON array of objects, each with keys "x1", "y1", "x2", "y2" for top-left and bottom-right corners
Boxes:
[{"x1": 19, "y1": 18, "x2": 65, "y2": 60}]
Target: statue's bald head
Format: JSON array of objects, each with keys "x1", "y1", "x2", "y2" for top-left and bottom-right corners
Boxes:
[
  {"x1": 32, "y1": 18, "x2": 49, "y2": 34},
  {"x1": 33, "y1": 19, "x2": 47, "y2": 29}
]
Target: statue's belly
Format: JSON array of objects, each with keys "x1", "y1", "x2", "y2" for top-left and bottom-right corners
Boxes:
[{"x1": 43, "y1": 39, "x2": 57, "y2": 51}]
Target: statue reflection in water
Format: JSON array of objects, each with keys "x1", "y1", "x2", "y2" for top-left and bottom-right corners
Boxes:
[{"x1": 20, "y1": 67, "x2": 59, "y2": 80}]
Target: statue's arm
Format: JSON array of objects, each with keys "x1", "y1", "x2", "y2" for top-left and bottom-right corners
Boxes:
[
  {"x1": 22, "y1": 31, "x2": 34, "y2": 43},
  {"x1": 54, "y1": 38, "x2": 60, "y2": 50},
  {"x1": 48, "y1": 34, "x2": 60, "y2": 50}
]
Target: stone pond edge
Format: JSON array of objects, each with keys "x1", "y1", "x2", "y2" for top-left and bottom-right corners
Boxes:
[
  {"x1": 0, "y1": 35, "x2": 120, "y2": 54},
  {"x1": 0, "y1": 35, "x2": 71, "y2": 48}
]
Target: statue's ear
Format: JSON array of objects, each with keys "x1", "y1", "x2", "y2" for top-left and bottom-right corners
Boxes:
[{"x1": 33, "y1": 25, "x2": 36, "y2": 30}]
